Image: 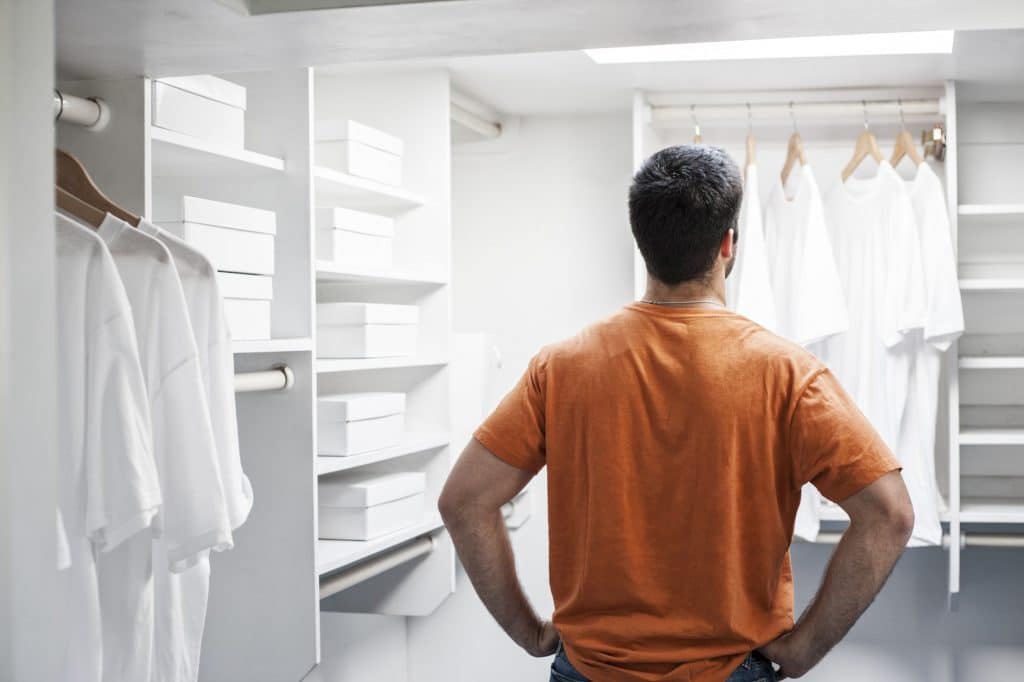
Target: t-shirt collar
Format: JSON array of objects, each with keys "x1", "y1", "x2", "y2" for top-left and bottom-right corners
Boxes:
[{"x1": 97, "y1": 212, "x2": 130, "y2": 246}]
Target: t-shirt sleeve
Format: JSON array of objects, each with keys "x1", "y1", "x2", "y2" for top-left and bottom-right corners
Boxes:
[
  {"x1": 473, "y1": 352, "x2": 548, "y2": 474},
  {"x1": 882, "y1": 189, "x2": 928, "y2": 347},
  {"x1": 150, "y1": 265, "x2": 233, "y2": 572},
  {"x1": 84, "y1": 310, "x2": 162, "y2": 552},
  {"x1": 789, "y1": 369, "x2": 902, "y2": 503}
]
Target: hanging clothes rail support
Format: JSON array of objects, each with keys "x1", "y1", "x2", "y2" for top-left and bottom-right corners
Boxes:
[
  {"x1": 450, "y1": 90, "x2": 502, "y2": 140},
  {"x1": 650, "y1": 98, "x2": 943, "y2": 126},
  {"x1": 53, "y1": 90, "x2": 110, "y2": 130},
  {"x1": 319, "y1": 535, "x2": 436, "y2": 600},
  {"x1": 810, "y1": 531, "x2": 1024, "y2": 549},
  {"x1": 234, "y1": 365, "x2": 294, "y2": 394}
]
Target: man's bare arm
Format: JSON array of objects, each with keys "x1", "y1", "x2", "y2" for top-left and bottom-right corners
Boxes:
[
  {"x1": 761, "y1": 470, "x2": 914, "y2": 678},
  {"x1": 438, "y1": 438, "x2": 558, "y2": 656}
]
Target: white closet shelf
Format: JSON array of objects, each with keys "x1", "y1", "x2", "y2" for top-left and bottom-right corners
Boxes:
[
  {"x1": 959, "y1": 278, "x2": 1024, "y2": 291},
  {"x1": 315, "y1": 261, "x2": 447, "y2": 286},
  {"x1": 151, "y1": 126, "x2": 285, "y2": 177},
  {"x1": 960, "y1": 500, "x2": 1024, "y2": 524},
  {"x1": 316, "y1": 356, "x2": 448, "y2": 373},
  {"x1": 958, "y1": 204, "x2": 1024, "y2": 216},
  {"x1": 314, "y1": 166, "x2": 425, "y2": 214},
  {"x1": 233, "y1": 337, "x2": 313, "y2": 354},
  {"x1": 317, "y1": 433, "x2": 449, "y2": 475},
  {"x1": 959, "y1": 356, "x2": 1024, "y2": 369},
  {"x1": 317, "y1": 514, "x2": 445, "y2": 576},
  {"x1": 960, "y1": 429, "x2": 1024, "y2": 445}
]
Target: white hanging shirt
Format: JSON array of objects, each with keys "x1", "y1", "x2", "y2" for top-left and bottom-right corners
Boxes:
[
  {"x1": 764, "y1": 164, "x2": 848, "y2": 347},
  {"x1": 897, "y1": 163, "x2": 964, "y2": 546},
  {"x1": 764, "y1": 164, "x2": 847, "y2": 541},
  {"x1": 138, "y1": 218, "x2": 252, "y2": 682},
  {"x1": 54, "y1": 214, "x2": 161, "y2": 682},
  {"x1": 96, "y1": 214, "x2": 233, "y2": 682},
  {"x1": 726, "y1": 164, "x2": 777, "y2": 330}
]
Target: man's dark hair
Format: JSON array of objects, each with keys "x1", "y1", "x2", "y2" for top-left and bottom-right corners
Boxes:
[{"x1": 629, "y1": 145, "x2": 743, "y2": 285}]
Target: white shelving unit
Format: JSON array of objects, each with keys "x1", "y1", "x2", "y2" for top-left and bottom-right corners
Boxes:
[
  {"x1": 317, "y1": 433, "x2": 449, "y2": 476},
  {"x1": 958, "y1": 203, "x2": 1024, "y2": 216},
  {"x1": 317, "y1": 356, "x2": 449, "y2": 374}
]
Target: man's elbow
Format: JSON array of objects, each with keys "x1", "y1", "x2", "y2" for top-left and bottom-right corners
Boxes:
[
  {"x1": 437, "y1": 486, "x2": 461, "y2": 527},
  {"x1": 887, "y1": 497, "x2": 915, "y2": 545}
]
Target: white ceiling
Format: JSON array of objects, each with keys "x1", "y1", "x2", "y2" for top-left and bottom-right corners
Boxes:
[{"x1": 57, "y1": 0, "x2": 1024, "y2": 80}]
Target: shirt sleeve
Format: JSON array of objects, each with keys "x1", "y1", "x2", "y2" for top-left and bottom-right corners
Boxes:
[
  {"x1": 789, "y1": 369, "x2": 902, "y2": 503},
  {"x1": 84, "y1": 307, "x2": 162, "y2": 553},
  {"x1": 473, "y1": 352, "x2": 548, "y2": 474},
  {"x1": 882, "y1": 188, "x2": 928, "y2": 347}
]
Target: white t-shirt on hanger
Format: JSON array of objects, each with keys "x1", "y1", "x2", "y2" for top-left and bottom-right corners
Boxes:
[
  {"x1": 764, "y1": 164, "x2": 848, "y2": 541},
  {"x1": 55, "y1": 214, "x2": 161, "y2": 682},
  {"x1": 138, "y1": 218, "x2": 253, "y2": 682},
  {"x1": 97, "y1": 214, "x2": 234, "y2": 682},
  {"x1": 726, "y1": 164, "x2": 777, "y2": 330},
  {"x1": 897, "y1": 162, "x2": 964, "y2": 546}
]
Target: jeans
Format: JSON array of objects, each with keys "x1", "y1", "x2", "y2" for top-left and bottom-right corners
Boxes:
[{"x1": 549, "y1": 642, "x2": 778, "y2": 682}]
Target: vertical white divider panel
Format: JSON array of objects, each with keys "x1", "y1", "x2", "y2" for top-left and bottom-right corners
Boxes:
[
  {"x1": 945, "y1": 79, "x2": 961, "y2": 610},
  {"x1": 0, "y1": 1, "x2": 58, "y2": 679}
]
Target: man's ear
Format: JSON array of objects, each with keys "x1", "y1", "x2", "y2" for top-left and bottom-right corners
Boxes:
[{"x1": 721, "y1": 228, "x2": 736, "y2": 259}]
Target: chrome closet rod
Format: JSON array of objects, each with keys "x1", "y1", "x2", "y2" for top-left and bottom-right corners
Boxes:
[
  {"x1": 810, "y1": 531, "x2": 1024, "y2": 549},
  {"x1": 234, "y1": 365, "x2": 294, "y2": 394},
  {"x1": 651, "y1": 98, "x2": 942, "y2": 125},
  {"x1": 53, "y1": 90, "x2": 109, "y2": 130},
  {"x1": 319, "y1": 535, "x2": 436, "y2": 600}
]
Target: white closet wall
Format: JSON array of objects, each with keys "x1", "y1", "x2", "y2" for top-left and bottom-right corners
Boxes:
[{"x1": 1, "y1": 1, "x2": 59, "y2": 680}]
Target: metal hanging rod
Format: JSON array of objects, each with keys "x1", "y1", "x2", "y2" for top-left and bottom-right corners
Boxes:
[
  {"x1": 650, "y1": 98, "x2": 943, "y2": 126},
  {"x1": 811, "y1": 531, "x2": 1024, "y2": 549},
  {"x1": 234, "y1": 365, "x2": 294, "y2": 394},
  {"x1": 53, "y1": 90, "x2": 109, "y2": 130},
  {"x1": 319, "y1": 534, "x2": 436, "y2": 600}
]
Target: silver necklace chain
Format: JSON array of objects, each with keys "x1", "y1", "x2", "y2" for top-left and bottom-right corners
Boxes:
[{"x1": 640, "y1": 298, "x2": 726, "y2": 308}]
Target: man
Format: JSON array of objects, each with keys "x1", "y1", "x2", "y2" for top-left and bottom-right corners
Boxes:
[{"x1": 439, "y1": 145, "x2": 914, "y2": 681}]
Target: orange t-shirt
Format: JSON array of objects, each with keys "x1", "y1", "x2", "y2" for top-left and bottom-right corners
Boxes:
[{"x1": 474, "y1": 304, "x2": 899, "y2": 682}]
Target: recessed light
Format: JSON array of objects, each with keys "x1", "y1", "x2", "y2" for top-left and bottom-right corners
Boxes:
[{"x1": 584, "y1": 30, "x2": 955, "y2": 64}]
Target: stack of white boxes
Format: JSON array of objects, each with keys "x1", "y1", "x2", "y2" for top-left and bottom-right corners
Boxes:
[
  {"x1": 317, "y1": 302, "x2": 418, "y2": 358},
  {"x1": 318, "y1": 392, "x2": 406, "y2": 457},
  {"x1": 316, "y1": 207, "x2": 394, "y2": 270},
  {"x1": 316, "y1": 120, "x2": 404, "y2": 186},
  {"x1": 152, "y1": 75, "x2": 247, "y2": 148},
  {"x1": 319, "y1": 471, "x2": 426, "y2": 541},
  {"x1": 155, "y1": 196, "x2": 276, "y2": 340}
]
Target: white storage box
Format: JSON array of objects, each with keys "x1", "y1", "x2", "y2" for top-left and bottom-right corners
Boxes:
[
  {"x1": 216, "y1": 272, "x2": 273, "y2": 300},
  {"x1": 315, "y1": 120, "x2": 404, "y2": 186},
  {"x1": 317, "y1": 303, "x2": 419, "y2": 358},
  {"x1": 223, "y1": 298, "x2": 271, "y2": 340},
  {"x1": 318, "y1": 392, "x2": 406, "y2": 456},
  {"x1": 155, "y1": 195, "x2": 277, "y2": 234},
  {"x1": 160, "y1": 222, "x2": 274, "y2": 275},
  {"x1": 318, "y1": 471, "x2": 426, "y2": 540},
  {"x1": 316, "y1": 206, "x2": 394, "y2": 268},
  {"x1": 152, "y1": 76, "x2": 246, "y2": 148}
]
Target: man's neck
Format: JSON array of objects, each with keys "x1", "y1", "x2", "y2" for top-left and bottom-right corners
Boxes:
[{"x1": 641, "y1": 273, "x2": 726, "y2": 306}]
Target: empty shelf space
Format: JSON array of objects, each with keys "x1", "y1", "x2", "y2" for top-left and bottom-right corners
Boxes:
[
  {"x1": 317, "y1": 433, "x2": 450, "y2": 475},
  {"x1": 314, "y1": 166, "x2": 424, "y2": 214},
  {"x1": 960, "y1": 429, "x2": 1024, "y2": 445},
  {"x1": 960, "y1": 500, "x2": 1024, "y2": 524},
  {"x1": 959, "y1": 356, "x2": 1024, "y2": 369},
  {"x1": 317, "y1": 514, "x2": 444, "y2": 576},
  {"x1": 233, "y1": 337, "x2": 313, "y2": 354},
  {"x1": 959, "y1": 204, "x2": 1024, "y2": 216},
  {"x1": 316, "y1": 356, "x2": 448, "y2": 373},
  {"x1": 959, "y1": 278, "x2": 1024, "y2": 291},
  {"x1": 315, "y1": 261, "x2": 447, "y2": 286},
  {"x1": 151, "y1": 126, "x2": 285, "y2": 176}
]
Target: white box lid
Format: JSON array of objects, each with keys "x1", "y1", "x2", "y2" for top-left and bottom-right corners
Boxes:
[
  {"x1": 319, "y1": 471, "x2": 426, "y2": 508},
  {"x1": 153, "y1": 195, "x2": 276, "y2": 235},
  {"x1": 154, "y1": 75, "x2": 247, "y2": 110},
  {"x1": 318, "y1": 392, "x2": 405, "y2": 422},
  {"x1": 315, "y1": 120, "x2": 404, "y2": 156},
  {"x1": 318, "y1": 302, "x2": 418, "y2": 326},
  {"x1": 316, "y1": 206, "x2": 394, "y2": 237}
]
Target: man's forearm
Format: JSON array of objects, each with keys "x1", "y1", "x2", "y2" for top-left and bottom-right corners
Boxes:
[
  {"x1": 444, "y1": 505, "x2": 544, "y2": 652},
  {"x1": 788, "y1": 517, "x2": 908, "y2": 670}
]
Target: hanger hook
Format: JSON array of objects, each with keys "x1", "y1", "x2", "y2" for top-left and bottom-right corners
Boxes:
[
  {"x1": 897, "y1": 97, "x2": 906, "y2": 130},
  {"x1": 862, "y1": 99, "x2": 870, "y2": 131},
  {"x1": 690, "y1": 104, "x2": 701, "y2": 142},
  {"x1": 788, "y1": 101, "x2": 798, "y2": 134}
]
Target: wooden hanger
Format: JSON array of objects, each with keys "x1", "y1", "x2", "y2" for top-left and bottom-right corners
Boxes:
[
  {"x1": 780, "y1": 102, "x2": 806, "y2": 186},
  {"x1": 691, "y1": 104, "x2": 702, "y2": 144},
  {"x1": 744, "y1": 103, "x2": 755, "y2": 169},
  {"x1": 56, "y1": 186, "x2": 104, "y2": 229},
  {"x1": 841, "y1": 101, "x2": 884, "y2": 182},
  {"x1": 55, "y1": 149, "x2": 140, "y2": 226},
  {"x1": 890, "y1": 100, "x2": 924, "y2": 167}
]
